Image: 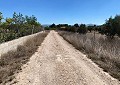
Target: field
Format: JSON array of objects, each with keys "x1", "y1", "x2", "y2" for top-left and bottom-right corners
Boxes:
[{"x1": 58, "y1": 31, "x2": 120, "y2": 81}]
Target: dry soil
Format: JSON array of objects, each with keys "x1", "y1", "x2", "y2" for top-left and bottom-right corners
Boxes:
[{"x1": 7, "y1": 31, "x2": 120, "y2": 85}]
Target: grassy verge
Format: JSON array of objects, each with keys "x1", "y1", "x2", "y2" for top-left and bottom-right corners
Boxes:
[
  {"x1": 0, "y1": 31, "x2": 49, "y2": 84},
  {"x1": 58, "y1": 31, "x2": 120, "y2": 81}
]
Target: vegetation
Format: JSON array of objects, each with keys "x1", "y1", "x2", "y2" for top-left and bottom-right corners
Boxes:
[
  {"x1": 0, "y1": 32, "x2": 48, "y2": 84},
  {"x1": 46, "y1": 15, "x2": 120, "y2": 39},
  {"x1": 0, "y1": 10, "x2": 120, "y2": 82},
  {"x1": 0, "y1": 12, "x2": 43, "y2": 43},
  {"x1": 58, "y1": 31, "x2": 120, "y2": 81},
  {"x1": 0, "y1": 12, "x2": 48, "y2": 84},
  {"x1": 49, "y1": 15, "x2": 120, "y2": 81},
  {"x1": 101, "y1": 15, "x2": 120, "y2": 38}
]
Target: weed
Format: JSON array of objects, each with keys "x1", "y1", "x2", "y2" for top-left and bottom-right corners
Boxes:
[{"x1": 58, "y1": 31, "x2": 120, "y2": 81}]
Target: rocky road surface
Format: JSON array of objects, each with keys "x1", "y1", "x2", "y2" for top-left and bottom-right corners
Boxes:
[{"x1": 8, "y1": 31, "x2": 120, "y2": 85}]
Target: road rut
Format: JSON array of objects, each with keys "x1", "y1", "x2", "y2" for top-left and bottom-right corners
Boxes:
[{"x1": 8, "y1": 31, "x2": 120, "y2": 85}]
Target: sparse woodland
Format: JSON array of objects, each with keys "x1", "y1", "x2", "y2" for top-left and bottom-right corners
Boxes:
[
  {"x1": 46, "y1": 15, "x2": 120, "y2": 38},
  {"x1": 0, "y1": 12, "x2": 43, "y2": 43}
]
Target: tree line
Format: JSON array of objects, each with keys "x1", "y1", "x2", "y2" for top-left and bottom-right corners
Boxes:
[
  {"x1": 0, "y1": 12, "x2": 42, "y2": 43},
  {"x1": 45, "y1": 15, "x2": 120, "y2": 38}
]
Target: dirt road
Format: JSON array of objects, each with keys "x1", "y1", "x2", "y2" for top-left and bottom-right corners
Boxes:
[{"x1": 8, "y1": 31, "x2": 120, "y2": 85}]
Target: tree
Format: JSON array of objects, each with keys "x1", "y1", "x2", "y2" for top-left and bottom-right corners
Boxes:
[
  {"x1": 104, "y1": 16, "x2": 120, "y2": 38},
  {"x1": 12, "y1": 12, "x2": 25, "y2": 33},
  {"x1": 6, "y1": 18, "x2": 13, "y2": 25},
  {"x1": 74, "y1": 23, "x2": 79, "y2": 28},
  {"x1": 0, "y1": 12, "x2": 42, "y2": 43},
  {"x1": 13, "y1": 12, "x2": 25, "y2": 25},
  {"x1": 25, "y1": 15, "x2": 38, "y2": 25},
  {"x1": 77, "y1": 24, "x2": 87, "y2": 34},
  {"x1": 113, "y1": 15, "x2": 120, "y2": 37},
  {"x1": 73, "y1": 23, "x2": 79, "y2": 32},
  {"x1": 87, "y1": 26, "x2": 93, "y2": 32},
  {"x1": 49, "y1": 23, "x2": 56, "y2": 28},
  {"x1": 0, "y1": 12, "x2": 3, "y2": 24}
]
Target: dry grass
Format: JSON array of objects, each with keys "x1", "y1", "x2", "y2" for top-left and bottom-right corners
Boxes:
[
  {"x1": 58, "y1": 31, "x2": 120, "y2": 81},
  {"x1": 0, "y1": 31, "x2": 49, "y2": 84}
]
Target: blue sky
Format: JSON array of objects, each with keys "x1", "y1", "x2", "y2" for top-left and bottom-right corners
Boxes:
[{"x1": 0, "y1": 0, "x2": 120, "y2": 25}]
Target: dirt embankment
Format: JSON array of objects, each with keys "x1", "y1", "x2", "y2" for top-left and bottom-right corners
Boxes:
[
  {"x1": 0, "y1": 31, "x2": 48, "y2": 84},
  {"x1": 8, "y1": 31, "x2": 120, "y2": 85}
]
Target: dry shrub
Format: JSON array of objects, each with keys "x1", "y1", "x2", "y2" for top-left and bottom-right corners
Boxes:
[
  {"x1": 0, "y1": 31, "x2": 49, "y2": 84},
  {"x1": 58, "y1": 31, "x2": 120, "y2": 81}
]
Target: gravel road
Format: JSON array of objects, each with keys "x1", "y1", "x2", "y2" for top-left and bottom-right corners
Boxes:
[{"x1": 8, "y1": 31, "x2": 120, "y2": 85}]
